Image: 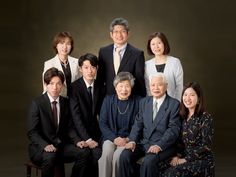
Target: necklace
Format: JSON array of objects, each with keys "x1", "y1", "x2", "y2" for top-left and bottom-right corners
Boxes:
[{"x1": 117, "y1": 103, "x2": 130, "y2": 115}]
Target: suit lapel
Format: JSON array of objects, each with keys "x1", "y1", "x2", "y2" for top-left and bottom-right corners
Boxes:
[
  {"x1": 80, "y1": 78, "x2": 93, "y2": 111},
  {"x1": 153, "y1": 96, "x2": 169, "y2": 127},
  {"x1": 119, "y1": 43, "x2": 131, "y2": 72}
]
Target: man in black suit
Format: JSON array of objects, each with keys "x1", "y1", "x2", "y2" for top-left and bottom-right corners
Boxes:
[
  {"x1": 27, "y1": 67, "x2": 90, "y2": 177},
  {"x1": 69, "y1": 53, "x2": 104, "y2": 177},
  {"x1": 119, "y1": 73, "x2": 181, "y2": 177},
  {"x1": 97, "y1": 17, "x2": 146, "y2": 97}
]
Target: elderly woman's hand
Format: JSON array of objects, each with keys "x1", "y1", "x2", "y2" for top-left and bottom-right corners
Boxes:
[{"x1": 114, "y1": 137, "x2": 127, "y2": 146}]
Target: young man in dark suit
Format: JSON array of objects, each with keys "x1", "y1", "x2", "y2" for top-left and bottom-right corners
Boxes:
[
  {"x1": 119, "y1": 73, "x2": 181, "y2": 177},
  {"x1": 97, "y1": 17, "x2": 146, "y2": 97},
  {"x1": 69, "y1": 53, "x2": 104, "y2": 177},
  {"x1": 27, "y1": 67, "x2": 90, "y2": 177}
]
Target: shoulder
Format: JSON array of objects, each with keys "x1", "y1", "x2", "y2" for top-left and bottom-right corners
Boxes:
[
  {"x1": 167, "y1": 56, "x2": 181, "y2": 64},
  {"x1": 201, "y1": 112, "x2": 213, "y2": 122},
  {"x1": 44, "y1": 55, "x2": 57, "y2": 64},
  {"x1": 68, "y1": 56, "x2": 79, "y2": 62},
  {"x1": 99, "y1": 44, "x2": 113, "y2": 51},
  {"x1": 166, "y1": 95, "x2": 180, "y2": 106},
  {"x1": 127, "y1": 43, "x2": 143, "y2": 53},
  {"x1": 145, "y1": 58, "x2": 155, "y2": 65}
]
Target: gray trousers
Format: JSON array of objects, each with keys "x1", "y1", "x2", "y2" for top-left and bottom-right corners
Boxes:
[{"x1": 98, "y1": 140, "x2": 125, "y2": 177}]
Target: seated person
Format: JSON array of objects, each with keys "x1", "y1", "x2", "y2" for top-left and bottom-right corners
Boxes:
[
  {"x1": 27, "y1": 67, "x2": 90, "y2": 177},
  {"x1": 119, "y1": 73, "x2": 181, "y2": 177},
  {"x1": 69, "y1": 53, "x2": 104, "y2": 177},
  {"x1": 99, "y1": 72, "x2": 141, "y2": 177},
  {"x1": 161, "y1": 82, "x2": 215, "y2": 177}
]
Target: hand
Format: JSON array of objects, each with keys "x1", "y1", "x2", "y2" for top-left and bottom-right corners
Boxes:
[
  {"x1": 170, "y1": 156, "x2": 180, "y2": 166},
  {"x1": 147, "y1": 145, "x2": 161, "y2": 154},
  {"x1": 76, "y1": 141, "x2": 87, "y2": 148},
  {"x1": 86, "y1": 140, "x2": 98, "y2": 149},
  {"x1": 177, "y1": 158, "x2": 187, "y2": 165},
  {"x1": 44, "y1": 144, "x2": 56, "y2": 152},
  {"x1": 125, "y1": 142, "x2": 136, "y2": 152},
  {"x1": 114, "y1": 137, "x2": 127, "y2": 147}
]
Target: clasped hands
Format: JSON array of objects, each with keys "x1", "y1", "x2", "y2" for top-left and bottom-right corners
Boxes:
[
  {"x1": 76, "y1": 139, "x2": 98, "y2": 149},
  {"x1": 170, "y1": 156, "x2": 187, "y2": 166}
]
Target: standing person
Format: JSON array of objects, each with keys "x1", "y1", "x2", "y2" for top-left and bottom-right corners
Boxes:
[
  {"x1": 145, "y1": 32, "x2": 183, "y2": 101},
  {"x1": 98, "y1": 72, "x2": 141, "y2": 177},
  {"x1": 119, "y1": 73, "x2": 181, "y2": 177},
  {"x1": 27, "y1": 67, "x2": 90, "y2": 177},
  {"x1": 69, "y1": 53, "x2": 104, "y2": 177},
  {"x1": 97, "y1": 17, "x2": 146, "y2": 97},
  {"x1": 43, "y1": 31, "x2": 81, "y2": 97},
  {"x1": 161, "y1": 82, "x2": 215, "y2": 177}
]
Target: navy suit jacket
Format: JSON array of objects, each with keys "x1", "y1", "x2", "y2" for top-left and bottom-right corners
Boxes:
[
  {"x1": 129, "y1": 94, "x2": 181, "y2": 151},
  {"x1": 97, "y1": 43, "x2": 146, "y2": 97},
  {"x1": 69, "y1": 77, "x2": 104, "y2": 142},
  {"x1": 27, "y1": 93, "x2": 78, "y2": 158}
]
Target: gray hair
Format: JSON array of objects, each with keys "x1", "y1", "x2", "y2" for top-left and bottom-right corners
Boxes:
[
  {"x1": 110, "y1": 17, "x2": 130, "y2": 32},
  {"x1": 113, "y1": 72, "x2": 135, "y2": 88},
  {"x1": 149, "y1": 73, "x2": 168, "y2": 84}
]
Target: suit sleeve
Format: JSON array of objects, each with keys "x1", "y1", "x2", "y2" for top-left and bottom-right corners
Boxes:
[
  {"x1": 134, "y1": 51, "x2": 146, "y2": 97},
  {"x1": 99, "y1": 96, "x2": 117, "y2": 141},
  {"x1": 27, "y1": 101, "x2": 48, "y2": 151},
  {"x1": 174, "y1": 59, "x2": 183, "y2": 101},
  {"x1": 70, "y1": 89, "x2": 90, "y2": 141},
  {"x1": 128, "y1": 99, "x2": 145, "y2": 142},
  {"x1": 157, "y1": 100, "x2": 181, "y2": 150}
]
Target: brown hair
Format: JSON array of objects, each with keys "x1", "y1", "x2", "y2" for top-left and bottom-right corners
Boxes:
[
  {"x1": 52, "y1": 32, "x2": 74, "y2": 54},
  {"x1": 44, "y1": 67, "x2": 65, "y2": 85},
  {"x1": 147, "y1": 32, "x2": 170, "y2": 55}
]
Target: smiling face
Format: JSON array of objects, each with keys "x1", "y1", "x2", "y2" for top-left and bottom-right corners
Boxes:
[
  {"x1": 110, "y1": 25, "x2": 129, "y2": 46},
  {"x1": 150, "y1": 36, "x2": 165, "y2": 56},
  {"x1": 56, "y1": 37, "x2": 72, "y2": 57},
  {"x1": 115, "y1": 80, "x2": 132, "y2": 100},
  {"x1": 182, "y1": 87, "x2": 199, "y2": 112},
  {"x1": 150, "y1": 76, "x2": 167, "y2": 99},
  {"x1": 46, "y1": 76, "x2": 63, "y2": 99},
  {"x1": 79, "y1": 60, "x2": 97, "y2": 84}
]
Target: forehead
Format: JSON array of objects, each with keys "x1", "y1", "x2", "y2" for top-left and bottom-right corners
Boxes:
[
  {"x1": 151, "y1": 36, "x2": 162, "y2": 43},
  {"x1": 81, "y1": 60, "x2": 92, "y2": 66},
  {"x1": 184, "y1": 87, "x2": 196, "y2": 94},
  {"x1": 50, "y1": 76, "x2": 62, "y2": 83},
  {"x1": 57, "y1": 37, "x2": 71, "y2": 43},
  {"x1": 117, "y1": 80, "x2": 131, "y2": 85},
  {"x1": 113, "y1": 25, "x2": 127, "y2": 31},
  {"x1": 150, "y1": 76, "x2": 164, "y2": 84}
]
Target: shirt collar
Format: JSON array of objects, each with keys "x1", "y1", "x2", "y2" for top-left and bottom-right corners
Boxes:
[
  {"x1": 153, "y1": 94, "x2": 166, "y2": 108},
  {"x1": 113, "y1": 43, "x2": 127, "y2": 52},
  {"x1": 83, "y1": 77, "x2": 94, "y2": 88},
  {"x1": 47, "y1": 93, "x2": 60, "y2": 103}
]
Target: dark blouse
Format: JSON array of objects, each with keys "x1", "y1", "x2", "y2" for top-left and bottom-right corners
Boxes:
[
  {"x1": 155, "y1": 64, "x2": 166, "y2": 73},
  {"x1": 61, "y1": 62, "x2": 72, "y2": 95}
]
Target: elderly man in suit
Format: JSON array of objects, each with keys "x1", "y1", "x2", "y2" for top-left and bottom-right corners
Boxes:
[
  {"x1": 97, "y1": 17, "x2": 146, "y2": 97},
  {"x1": 27, "y1": 67, "x2": 90, "y2": 177},
  {"x1": 118, "y1": 73, "x2": 181, "y2": 177},
  {"x1": 69, "y1": 53, "x2": 104, "y2": 177}
]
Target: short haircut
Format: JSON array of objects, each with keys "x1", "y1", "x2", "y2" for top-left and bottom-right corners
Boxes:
[
  {"x1": 79, "y1": 53, "x2": 98, "y2": 67},
  {"x1": 110, "y1": 17, "x2": 129, "y2": 32},
  {"x1": 52, "y1": 31, "x2": 74, "y2": 54},
  {"x1": 113, "y1": 72, "x2": 135, "y2": 88},
  {"x1": 147, "y1": 32, "x2": 170, "y2": 55},
  {"x1": 44, "y1": 67, "x2": 65, "y2": 85},
  {"x1": 149, "y1": 73, "x2": 167, "y2": 85},
  {"x1": 179, "y1": 82, "x2": 205, "y2": 119}
]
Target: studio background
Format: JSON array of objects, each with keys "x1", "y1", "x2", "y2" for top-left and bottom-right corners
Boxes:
[{"x1": 1, "y1": 0, "x2": 235, "y2": 176}]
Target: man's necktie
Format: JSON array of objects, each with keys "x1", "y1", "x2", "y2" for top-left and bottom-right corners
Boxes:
[
  {"x1": 114, "y1": 47, "x2": 121, "y2": 74},
  {"x1": 153, "y1": 100, "x2": 158, "y2": 121},
  {"x1": 52, "y1": 101, "x2": 58, "y2": 128},
  {"x1": 88, "y1": 86, "x2": 93, "y2": 107}
]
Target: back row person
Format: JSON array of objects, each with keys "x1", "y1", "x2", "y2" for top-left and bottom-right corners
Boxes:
[
  {"x1": 43, "y1": 32, "x2": 81, "y2": 97},
  {"x1": 96, "y1": 17, "x2": 147, "y2": 97}
]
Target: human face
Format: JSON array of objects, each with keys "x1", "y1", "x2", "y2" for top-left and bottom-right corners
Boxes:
[
  {"x1": 110, "y1": 25, "x2": 129, "y2": 46},
  {"x1": 56, "y1": 37, "x2": 72, "y2": 57},
  {"x1": 182, "y1": 87, "x2": 198, "y2": 112},
  {"x1": 46, "y1": 76, "x2": 63, "y2": 99},
  {"x1": 115, "y1": 80, "x2": 132, "y2": 100},
  {"x1": 79, "y1": 60, "x2": 97, "y2": 84},
  {"x1": 150, "y1": 37, "x2": 165, "y2": 56},
  {"x1": 150, "y1": 76, "x2": 167, "y2": 99}
]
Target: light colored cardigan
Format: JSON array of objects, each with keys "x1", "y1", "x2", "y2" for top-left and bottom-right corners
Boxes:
[{"x1": 145, "y1": 56, "x2": 183, "y2": 101}]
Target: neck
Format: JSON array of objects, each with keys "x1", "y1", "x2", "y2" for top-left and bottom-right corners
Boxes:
[
  {"x1": 188, "y1": 109, "x2": 195, "y2": 119},
  {"x1": 155, "y1": 55, "x2": 166, "y2": 64},
  {"x1": 84, "y1": 77, "x2": 94, "y2": 85}
]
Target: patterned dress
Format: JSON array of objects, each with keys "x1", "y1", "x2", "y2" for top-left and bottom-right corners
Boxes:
[{"x1": 161, "y1": 112, "x2": 215, "y2": 177}]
